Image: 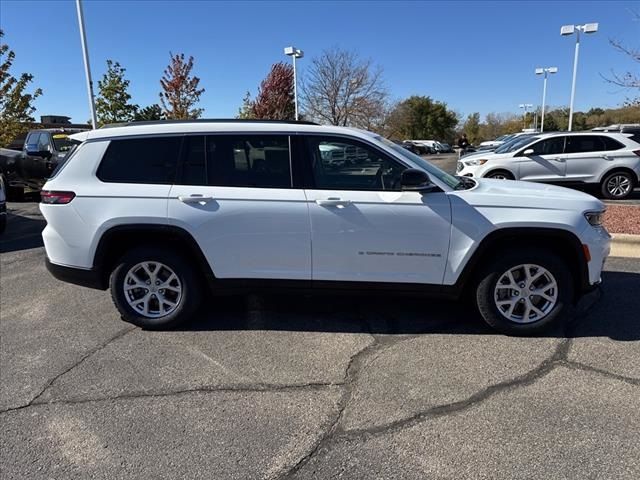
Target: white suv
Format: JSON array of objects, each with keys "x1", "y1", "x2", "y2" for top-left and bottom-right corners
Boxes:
[
  {"x1": 457, "y1": 132, "x2": 640, "y2": 199},
  {"x1": 41, "y1": 120, "x2": 611, "y2": 335}
]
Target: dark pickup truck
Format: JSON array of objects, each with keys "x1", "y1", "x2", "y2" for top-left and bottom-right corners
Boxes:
[{"x1": 0, "y1": 128, "x2": 87, "y2": 200}]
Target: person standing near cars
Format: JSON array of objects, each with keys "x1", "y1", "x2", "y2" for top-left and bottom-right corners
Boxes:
[{"x1": 458, "y1": 133, "x2": 470, "y2": 157}]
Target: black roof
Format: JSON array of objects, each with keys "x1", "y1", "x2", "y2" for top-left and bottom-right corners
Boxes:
[{"x1": 101, "y1": 119, "x2": 319, "y2": 129}]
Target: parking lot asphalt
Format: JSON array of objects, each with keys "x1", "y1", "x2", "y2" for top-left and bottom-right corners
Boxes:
[{"x1": 1, "y1": 201, "x2": 639, "y2": 479}]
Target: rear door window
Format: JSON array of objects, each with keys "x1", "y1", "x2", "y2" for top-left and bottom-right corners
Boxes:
[
  {"x1": 97, "y1": 136, "x2": 182, "y2": 184},
  {"x1": 565, "y1": 135, "x2": 606, "y2": 154},
  {"x1": 178, "y1": 134, "x2": 292, "y2": 188}
]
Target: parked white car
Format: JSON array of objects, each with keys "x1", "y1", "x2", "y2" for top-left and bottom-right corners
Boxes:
[
  {"x1": 458, "y1": 132, "x2": 640, "y2": 199},
  {"x1": 41, "y1": 120, "x2": 610, "y2": 335}
]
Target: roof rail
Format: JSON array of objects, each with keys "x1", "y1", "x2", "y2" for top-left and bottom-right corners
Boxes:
[{"x1": 100, "y1": 119, "x2": 319, "y2": 128}]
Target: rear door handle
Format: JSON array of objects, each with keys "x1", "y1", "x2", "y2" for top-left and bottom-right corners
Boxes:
[
  {"x1": 178, "y1": 194, "x2": 214, "y2": 204},
  {"x1": 315, "y1": 197, "x2": 352, "y2": 207},
  {"x1": 552, "y1": 157, "x2": 565, "y2": 162}
]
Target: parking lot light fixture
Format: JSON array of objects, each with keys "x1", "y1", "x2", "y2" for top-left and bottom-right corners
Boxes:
[
  {"x1": 561, "y1": 23, "x2": 598, "y2": 131},
  {"x1": 535, "y1": 67, "x2": 558, "y2": 132},
  {"x1": 519, "y1": 103, "x2": 533, "y2": 129},
  {"x1": 284, "y1": 46, "x2": 304, "y2": 121}
]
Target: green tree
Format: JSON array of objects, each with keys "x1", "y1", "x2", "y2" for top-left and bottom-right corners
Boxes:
[
  {"x1": 237, "y1": 91, "x2": 255, "y2": 119},
  {"x1": 386, "y1": 96, "x2": 458, "y2": 142},
  {"x1": 95, "y1": 60, "x2": 137, "y2": 126},
  {"x1": 0, "y1": 30, "x2": 42, "y2": 147},
  {"x1": 159, "y1": 52, "x2": 205, "y2": 119},
  {"x1": 134, "y1": 104, "x2": 164, "y2": 121}
]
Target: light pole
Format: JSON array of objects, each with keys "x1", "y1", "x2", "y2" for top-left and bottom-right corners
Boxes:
[
  {"x1": 561, "y1": 23, "x2": 598, "y2": 131},
  {"x1": 535, "y1": 67, "x2": 558, "y2": 132},
  {"x1": 519, "y1": 103, "x2": 533, "y2": 130},
  {"x1": 284, "y1": 46, "x2": 304, "y2": 120},
  {"x1": 75, "y1": 0, "x2": 97, "y2": 129}
]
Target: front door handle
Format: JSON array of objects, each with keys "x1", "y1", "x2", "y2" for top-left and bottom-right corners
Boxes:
[
  {"x1": 178, "y1": 194, "x2": 214, "y2": 204},
  {"x1": 552, "y1": 157, "x2": 565, "y2": 163},
  {"x1": 315, "y1": 197, "x2": 352, "y2": 207}
]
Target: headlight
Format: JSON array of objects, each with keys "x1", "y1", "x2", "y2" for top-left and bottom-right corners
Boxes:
[
  {"x1": 585, "y1": 211, "x2": 605, "y2": 227},
  {"x1": 464, "y1": 158, "x2": 488, "y2": 166}
]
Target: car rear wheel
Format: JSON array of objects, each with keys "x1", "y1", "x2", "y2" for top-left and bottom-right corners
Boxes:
[
  {"x1": 475, "y1": 249, "x2": 573, "y2": 335},
  {"x1": 485, "y1": 170, "x2": 515, "y2": 180},
  {"x1": 601, "y1": 171, "x2": 635, "y2": 199},
  {"x1": 110, "y1": 247, "x2": 202, "y2": 330}
]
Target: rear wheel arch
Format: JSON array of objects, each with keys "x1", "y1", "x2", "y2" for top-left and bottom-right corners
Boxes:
[
  {"x1": 93, "y1": 225, "x2": 215, "y2": 289},
  {"x1": 455, "y1": 227, "x2": 589, "y2": 302},
  {"x1": 598, "y1": 166, "x2": 638, "y2": 185}
]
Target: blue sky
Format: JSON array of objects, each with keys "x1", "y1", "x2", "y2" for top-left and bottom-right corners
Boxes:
[{"x1": 1, "y1": 0, "x2": 638, "y2": 124}]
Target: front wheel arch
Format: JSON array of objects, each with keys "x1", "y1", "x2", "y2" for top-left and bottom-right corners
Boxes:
[{"x1": 483, "y1": 169, "x2": 516, "y2": 180}]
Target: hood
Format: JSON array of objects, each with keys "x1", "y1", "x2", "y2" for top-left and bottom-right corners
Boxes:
[{"x1": 455, "y1": 178, "x2": 605, "y2": 212}]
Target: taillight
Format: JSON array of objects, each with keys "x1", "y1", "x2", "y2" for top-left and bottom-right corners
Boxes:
[{"x1": 41, "y1": 191, "x2": 75, "y2": 204}]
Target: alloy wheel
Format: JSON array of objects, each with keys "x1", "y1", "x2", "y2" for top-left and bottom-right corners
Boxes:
[
  {"x1": 493, "y1": 263, "x2": 558, "y2": 324},
  {"x1": 606, "y1": 175, "x2": 632, "y2": 198},
  {"x1": 123, "y1": 261, "x2": 182, "y2": 318}
]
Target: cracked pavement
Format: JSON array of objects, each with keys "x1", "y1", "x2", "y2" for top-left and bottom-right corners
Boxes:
[{"x1": 1, "y1": 202, "x2": 639, "y2": 479}]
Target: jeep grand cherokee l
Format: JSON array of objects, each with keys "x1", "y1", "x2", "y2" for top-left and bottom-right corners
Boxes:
[{"x1": 40, "y1": 120, "x2": 611, "y2": 335}]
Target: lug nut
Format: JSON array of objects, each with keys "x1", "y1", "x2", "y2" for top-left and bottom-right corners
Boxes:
[
  {"x1": 520, "y1": 298, "x2": 525, "y2": 303},
  {"x1": 146, "y1": 280, "x2": 151, "y2": 285},
  {"x1": 520, "y1": 283, "x2": 525, "y2": 288},
  {"x1": 156, "y1": 281, "x2": 160, "y2": 285}
]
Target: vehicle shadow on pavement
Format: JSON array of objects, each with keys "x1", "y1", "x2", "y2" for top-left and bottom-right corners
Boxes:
[{"x1": 180, "y1": 270, "x2": 639, "y2": 341}]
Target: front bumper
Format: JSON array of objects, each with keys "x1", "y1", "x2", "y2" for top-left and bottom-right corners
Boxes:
[
  {"x1": 581, "y1": 225, "x2": 612, "y2": 286},
  {"x1": 45, "y1": 257, "x2": 106, "y2": 290}
]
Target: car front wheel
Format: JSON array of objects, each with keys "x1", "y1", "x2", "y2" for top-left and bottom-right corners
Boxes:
[
  {"x1": 475, "y1": 249, "x2": 573, "y2": 335},
  {"x1": 109, "y1": 247, "x2": 202, "y2": 330}
]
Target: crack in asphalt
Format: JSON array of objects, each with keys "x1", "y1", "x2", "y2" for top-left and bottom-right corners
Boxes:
[
  {"x1": 0, "y1": 326, "x2": 136, "y2": 415},
  {"x1": 563, "y1": 360, "x2": 640, "y2": 386},
  {"x1": 277, "y1": 336, "x2": 573, "y2": 478},
  {"x1": 276, "y1": 308, "x2": 435, "y2": 480},
  {"x1": 16, "y1": 382, "x2": 343, "y2": 409}
]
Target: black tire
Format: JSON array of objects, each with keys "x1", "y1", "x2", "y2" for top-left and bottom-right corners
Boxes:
[
  {"x1": 0, "y1": 214, "x2": 6, "y2": 234},
  {"x1": 109, "y1": 247, "x2": 202, "y2": 330},
  {"x1": 1, "y1": 173, "x2": 24, "y2": 201},
  {"x1": 475, "y1": 248, "x2": 573, "y2": 335},
  {"x1": 485, "y1": 170, "x2": 515, "y2": 180},
  {"x1": 600, "y1": 170, "x2": 635, "y2": 200}
]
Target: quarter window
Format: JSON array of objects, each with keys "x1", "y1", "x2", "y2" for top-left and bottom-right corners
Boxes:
[
  {"x1": 179, "y1": 135, "x2": 292, "y2": 188},
  {"x1": 307, "y1": 136, "x2": 407, "y2": 191},
  {"x1": 601, "y1": 136, "x2": 625, "y2": 151},
  {"x1": 97, "y1": 136, "x2": 181, "y2": 184}
]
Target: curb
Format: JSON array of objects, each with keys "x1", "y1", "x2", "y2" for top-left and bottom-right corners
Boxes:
[{"x1": 610, "y1": 233, "x2": 640, "y2": 259}]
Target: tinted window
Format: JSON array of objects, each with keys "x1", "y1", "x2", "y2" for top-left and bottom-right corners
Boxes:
[
  {"x1": 37, "y1": 133, "x2": 51, "y2": 151},
  {"x1": 601, "y1": 136, "x2": 625, "y2": 151},
  {"x1": 98, "y1": 136, "x2": 181, "y2": 184},
  {"x1": 308, "y1": 136, "x2": 406, "y2": 191},
  {"x1": 25, "y1": 133, "x2": 39, "y2": 148},
  {"x1": 179, "y1": 135, "x2": 291, "y2": 188},
  {"x1": 528, "y1": 137, "x2": 565, "y2": 155},
  {"x1": 565, "y1": 135, "x2": 605, "y2": 154}
]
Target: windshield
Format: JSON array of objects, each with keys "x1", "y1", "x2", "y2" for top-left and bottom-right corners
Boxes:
[
  {"x1": 494, "y1": 135, "x2": 539, "y2": 154},
  {"x1": 52, "y1": 135, "x2": 79, "y2": 153},
  {"x1": 375, "y1": 136, "x2": 461, "y2": 189}
]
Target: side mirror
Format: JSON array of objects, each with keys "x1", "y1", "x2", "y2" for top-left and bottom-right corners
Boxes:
[
  {"x1": 522, "y1": 148, "x2": 534, "y2": 156},
  {"x1": 401, "y1": 168, "x2": 434, "y2": 192},
  {"x1": 25, "y1": 145, "x2": 51, "y2": 158}
]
